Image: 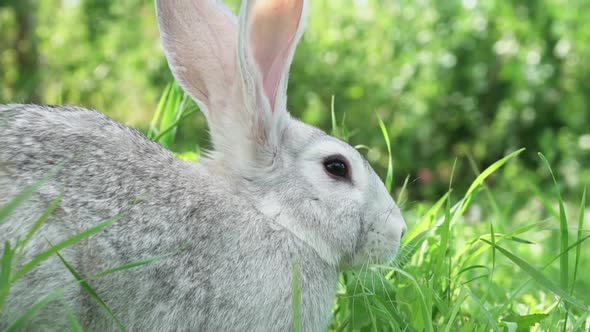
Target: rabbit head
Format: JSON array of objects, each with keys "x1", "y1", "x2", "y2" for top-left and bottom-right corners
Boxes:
[{"x1": 156, "y1": 0, "x2": 406, "y2": 267}]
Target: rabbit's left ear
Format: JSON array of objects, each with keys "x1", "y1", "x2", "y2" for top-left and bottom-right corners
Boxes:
[{"x1": 239, "y1": 0, "x2": 308, "y2": 116}]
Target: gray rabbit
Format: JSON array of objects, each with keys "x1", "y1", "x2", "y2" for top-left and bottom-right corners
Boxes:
[{"x1": 0, "y1": 0, "x2": 406, "y2": 330}]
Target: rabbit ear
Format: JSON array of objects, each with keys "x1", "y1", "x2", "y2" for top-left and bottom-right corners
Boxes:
[
  {"x1": 155, "y1": 0, "x2": 237, "y2": 117},
  {"x1": 239, "y1": 0, "x2": 308, "y2": 115},
  {"x1": 156, "y1": 0, "x2": 307, "y2": 174},
  {"x1": 156, "y1": 0, "x2": 269, "y2": 171}
]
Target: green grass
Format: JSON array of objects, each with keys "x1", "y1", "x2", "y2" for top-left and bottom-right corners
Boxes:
[{"x1": 1, "y1": 86, "x2": 589, "y2": 331}]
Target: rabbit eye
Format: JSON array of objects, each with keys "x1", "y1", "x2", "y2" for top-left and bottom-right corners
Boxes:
[{"x1": 323, "y1": 156, "x2": 350, "y2": 180}]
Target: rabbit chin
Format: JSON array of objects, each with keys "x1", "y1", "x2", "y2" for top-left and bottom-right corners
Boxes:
[{"x1": 343, "y1": 240, "x2": 401, "y2": 270}]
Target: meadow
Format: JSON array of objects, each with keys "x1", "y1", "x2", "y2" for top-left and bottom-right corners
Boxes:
[{"x1": 1, "y1": 0, "x2": 590, "y2": 330}]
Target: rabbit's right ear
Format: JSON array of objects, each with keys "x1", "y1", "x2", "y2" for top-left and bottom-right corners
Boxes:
[{"x1": 155, "y1": 0, "x2": 237, "y2": 118}]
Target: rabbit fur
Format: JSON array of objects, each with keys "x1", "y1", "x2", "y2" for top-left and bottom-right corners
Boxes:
[{"x1": 0, "y1": 0, "x2": 406, "y2": 331}]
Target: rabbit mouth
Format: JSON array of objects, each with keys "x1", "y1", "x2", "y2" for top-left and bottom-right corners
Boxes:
[
  {"x1": 347, "y1": 215, "x2": 402, "y2": 269},
  {"x1": 347, "y1": 239, "x2": 400, "y2": 269}
]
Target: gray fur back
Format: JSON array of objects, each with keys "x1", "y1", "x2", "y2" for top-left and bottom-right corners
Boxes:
[{"x1": 0, "y1": 105, "x2": 337, "y2": 331}]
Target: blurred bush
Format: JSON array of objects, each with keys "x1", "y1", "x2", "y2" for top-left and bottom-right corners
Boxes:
[{"x1": 1, "y1": 0, "x2": 589, "y2": 199}]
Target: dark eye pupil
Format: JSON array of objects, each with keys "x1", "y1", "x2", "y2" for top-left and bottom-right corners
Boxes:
[{"x1": 324, "y1": 160, "x2": 348, "y2": 178}]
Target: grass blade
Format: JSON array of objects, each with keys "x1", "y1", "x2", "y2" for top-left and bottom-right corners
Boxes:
[
  {"x1": 433, "y1": 178, "x2": 454, "y2": 296},
  {"x1": 539, "y1": 153, "x2": 569, "y2": 300},
  {"x1": 2, "y1": 285, "x2": 68, "y2": 332},
  {"x1": 158, "y1": 82, "x2": 184, "y2": 147},
  {"x1": 373, "y1": 265, "x2": 434, "y2": 332},
  {"x1": 148, "y1": 83, "x2": 171, "y2": 139},
  {"x1": 465, "y1": 149, "x2": 525, "y2": 198},
  {"x1": 571, "y1": 185, "x2": 586, "y2": 294},
  {"x1": 376, "y1": 113, "x2": 393, "y2": 193},
  {"x1": 397, "y1": 175, "x2": 410, "y2": 208},
  {"x1": 12, "y1": 214, "x2": 124, "y2": 282},
  {"x1": 497, "y1": 234, "x2": 590, "y2": 315},
  {"x1": 0, "y1": 241, "x2": 14, "y2": 313},
  {"x1": 340, "y1": 110, "x2": 351, "y2": 141},
  {"x1": 62, "y1": 299, "x2": 83, "y2": 332},
  {"x1": 1, "y1": 243, "x2": 181, "y2": 331},
  {"x1": 152, "y1": 108, "x2": 198, "y2": 143},
  {"x1": 53, "y1": 248, "x2": 125, "y2": 331},
  {"x1": 480, "y1": 239, "x2": 586, "y2": 310},
  {"x1": 443, "y1": 288, "x2": 469, "y2": 332},
  {"x1": 0, "y1": 175, "x2": 57, "y2": 226},
  {"x1": 464, "y1": 286, "x2": 500, "y2": 331},
  {"x1": 460, "y1": 148, "x2": 525, "y2": 216},
  {"x1": 94, "y1": 241, "x2": 189, "y2": 278},
  {"x1": 330, "y1": 95, "x2": 338, "y2": 138},
  {"x1": 16, "y1": 192, "x2": 64, "y2": 259}
]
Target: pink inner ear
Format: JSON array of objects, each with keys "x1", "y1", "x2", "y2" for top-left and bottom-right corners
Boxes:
[{"x1": 249, "y1": 0, "x2": 303, "y2": 112}]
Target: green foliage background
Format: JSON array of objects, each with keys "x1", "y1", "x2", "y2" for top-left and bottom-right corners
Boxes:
[{"x1": 2, "y1": 0, "x2": 590, "y2": 200}]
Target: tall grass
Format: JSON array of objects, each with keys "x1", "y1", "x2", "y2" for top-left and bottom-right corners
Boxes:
[{"x1": 1, "y1": 86, "x2": 589, "y2": 331}]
